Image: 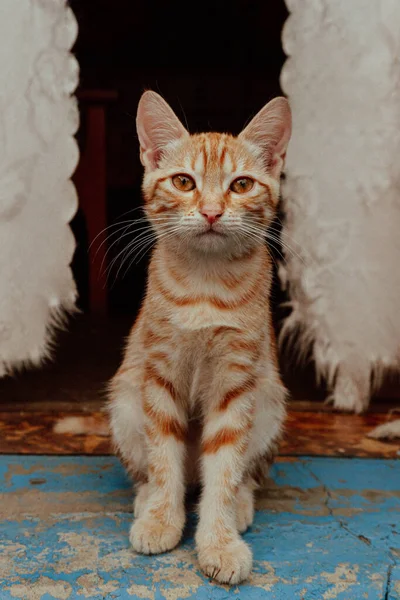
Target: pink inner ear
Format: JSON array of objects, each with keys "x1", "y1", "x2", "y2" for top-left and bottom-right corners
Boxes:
[
  {"x1": 239, "y1": 97, "x2": 292, "y2": 177},
  {"x1": 136, "y1": 91, "x2": 188, "y2": 170}
]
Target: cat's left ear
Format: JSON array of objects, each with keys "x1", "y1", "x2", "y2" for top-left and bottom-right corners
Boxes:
[
  {"x1": 239, "y1": 97, "x2": 292, "y2": 179},
  {"x1": 136, "y1": 91, "x2": 189, "y2": 170}
]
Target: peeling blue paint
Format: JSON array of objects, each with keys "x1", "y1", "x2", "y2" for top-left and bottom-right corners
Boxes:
[{"x1": 0, "y1": 456, "x2": 399, "y2": 599}]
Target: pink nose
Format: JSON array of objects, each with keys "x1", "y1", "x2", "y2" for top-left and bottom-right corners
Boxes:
[{"x1": 200, "y1": 208, "x2": 223, "y2": 224}]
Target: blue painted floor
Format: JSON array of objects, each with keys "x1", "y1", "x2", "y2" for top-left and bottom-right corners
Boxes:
[{"x1": 0, "y1": 456, "x2": 399, "y2": 599}]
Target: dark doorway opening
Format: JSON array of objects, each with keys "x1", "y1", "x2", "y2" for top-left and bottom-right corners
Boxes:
[{"x1": 69, "y1": 0, "x2": 288, "y2": 317}]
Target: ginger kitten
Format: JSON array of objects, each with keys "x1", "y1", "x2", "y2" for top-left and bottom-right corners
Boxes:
[{"x1": 108, "y1": 91, "x2": 292, "y2": 584}]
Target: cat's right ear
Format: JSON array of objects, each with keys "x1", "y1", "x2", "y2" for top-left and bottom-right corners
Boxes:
[
  {"x1": 136, "y1": 91, "x2": 188, "y2": 170},
  {"x1": 239, "y1": 97, "x2": 291, "y2": 180}
]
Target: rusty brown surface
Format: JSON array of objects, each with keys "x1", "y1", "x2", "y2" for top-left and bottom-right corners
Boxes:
[
  {"x1": 0, "y1": 411, "x2": 111, "y2": 455},
  {"x1": 280, "y1": 408, "x2": 400, "y2": 458},
  {"x1": 1, "y1": 404, "x2": 399, "y2": 457}
]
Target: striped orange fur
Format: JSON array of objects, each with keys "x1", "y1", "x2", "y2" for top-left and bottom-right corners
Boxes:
[
  {"x1": 218, "y1": 376, "x2": 258, "y2": 411},
  {"x1": 108, "y1": 91, "x2": 291, "y2": 583},
  {"x1": 202, "y1": 423, "x2": 252, "y2": 455},
  {"x1": 144, "y1": 363, "x2": 178, "y2": 402}
]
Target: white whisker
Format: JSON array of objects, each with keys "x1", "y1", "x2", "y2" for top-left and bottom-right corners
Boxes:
[
  {"x1": 108, "y1": 223, "x2": 186, "y2": 282},
  {"x1": 100, "y1": 224, "x2": 158, "y2": 272}
]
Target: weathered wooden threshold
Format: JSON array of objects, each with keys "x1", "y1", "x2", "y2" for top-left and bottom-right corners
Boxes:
[{"x1": 1, "y1": 400, "x2": 399, "y2": 458}]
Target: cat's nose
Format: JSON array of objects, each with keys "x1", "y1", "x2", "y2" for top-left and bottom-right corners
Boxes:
[{"x1": 200, "y1": 207, "x2": 224, "y2": 224}]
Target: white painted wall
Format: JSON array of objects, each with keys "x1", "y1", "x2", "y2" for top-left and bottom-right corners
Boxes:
[
  {"x1": 280, "y1": 0, "x2": 400, "y2": 412},
  {"x1": 0, "y1": 0, "x2": 79, "y2": 375}
]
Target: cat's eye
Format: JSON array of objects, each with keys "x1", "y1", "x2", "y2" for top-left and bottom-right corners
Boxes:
[
  {"x1": 230, "y1": 177, "x2": 254, "y2": 194},
  {"x1": 172, "y1": 174, "x2": 196, "y2": 192}
]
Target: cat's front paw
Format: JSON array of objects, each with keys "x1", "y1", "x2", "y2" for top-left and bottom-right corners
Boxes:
[
  {"x1": 129, "y1": 517, "x2": 183, "y2": 554},
  {"x1": 236, "y1": 485, "x2": 254, "y2": 533},
  {"x1": 133, "y1": 483, "x2": 150, "y2": 518},
  {"x1": 198, "y1": 539, "x2": 252, "y2": 584}
]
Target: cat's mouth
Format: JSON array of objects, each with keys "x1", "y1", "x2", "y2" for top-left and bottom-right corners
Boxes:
[{"x1": 198, "y1": 227, "x2": 225, "y2": 237}]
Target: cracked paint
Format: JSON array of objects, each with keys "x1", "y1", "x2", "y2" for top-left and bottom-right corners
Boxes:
[
  {"x1": 0, "y1": 456, "x2": 399, "y2": 599},
  {"x1": 320, "y1": 564, "x2": 360, "y2": 599},
  {"x1": 75, "y1": 574, "x2": 120, "y2": 597},
  {"x1": 5, "y1": 576, "x2": 72, "y2": 599}
]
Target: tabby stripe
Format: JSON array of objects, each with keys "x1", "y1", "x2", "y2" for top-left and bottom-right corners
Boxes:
[
  {"x1": 167, "y1": 263, "x2": 186, "y2": 285},
  {"x1": 153, "y1": 186, "x2": 178, "y2": 199},
  {"x1": 268, "y1": 316, "x2": 280, "y2": 371},
  {"x1": 218, "y1": 375, "x2": 257, "y2": 411},
  {"x1": 148, "y1": 502, "x2": 174, "y2": 522},
  {"x1": 220, "y1": 273, "x2": 246, "y2": 290},
  {"x1": 144, "y1": 414, "x2": 186, "y2": 442},
  {"x1": 243, "y1": 205, "x2": 265, "y2": 220},
  {"x1": 239, "y1": 245, "x2": 259, "y2": 262},
  {"x1": 148, "y1": 351, "x2": 170, "y2": 365},
  {"x1": 154, "y1": 281, "x2": 200, "y2": 307},
  {"x1": 228, "y1": 338, "x2": 259, "y2": 356},
  {"x1": 206, "y1": 326, "x2": 240, "y2": 350},
  {"x1": 212, "y1": 326, "x2": 241, "y2": 338},
  {"x1": 143, "y1": 329, "x2": 168, "y2": 348},
  {"x1": 151, "y1": 203, "x2": 178, "y2": 214},
  {"x1": 259, "y1": 182, "x2": 273, "y2": 206},
  {"x1": 202, "y1": 145, "x2": 209, "y2": 169},
  {"x1": 148, "y1": 462, "x2": 167, "y2": 486},
  {"x1": 228, "y1": 362, "x2": 250, "y2": 373},
  {"x1": 157, "y1": 189, "x2": 181, "y2": 201},
  {"x1": 154, "y1": 270, "x2": 264, "y2": 310},
  {"x1": 119, "y1": 453, "x2": 147, "y2": 483},
  {"x1": 115, "y1": 365, "x2": 136, "y2": 377},
  {"x1": 145, "y1": 363, "x2": 177, "y2": 402},
  {"x1": 202, "y1": 424, "x2": 251, "y2": 454},
  {"x1": 219, "y1": 144, "x2": 227, "y2": 165}
]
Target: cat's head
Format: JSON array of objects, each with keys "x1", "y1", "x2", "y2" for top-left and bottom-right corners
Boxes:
[{"x1": 137, "y1": 91, "x2": 291, "y2": 256}]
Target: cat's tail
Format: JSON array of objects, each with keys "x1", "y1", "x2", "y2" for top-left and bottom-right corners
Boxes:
[
  {"x1": 367, "y1": 418, "x2": 400, "y2": 440},
  {"x1": 53, "y1": 415, "x2": 110, "y2": 437}
]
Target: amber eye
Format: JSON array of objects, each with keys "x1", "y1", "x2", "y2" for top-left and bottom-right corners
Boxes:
[
  {"x1": 230, "y1": 177, "x2": 254, "y2": 194},
  {"x1": 172, "y1": 174, "x2": 196, "y2": 192}
]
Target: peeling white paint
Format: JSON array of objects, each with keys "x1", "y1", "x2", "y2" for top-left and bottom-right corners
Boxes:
[
  {"x1": 249, "y1": 562, "x2": 281, "y2": 591},
  {"x1": 55, "y1": 531, "x2": 141, "y2": 576},
  {"x1": 368, "y1": 571, "x2": 386, "y2": 590},
  {"x1": 321, "y1": 564, "x2": 360, "y2": 599},
  {"x1": 75, "y1": 573, "x2": 120, "y2": 597},
  {"x1": 149, "y1": 549, "x2": 205, "y2": 600},
  {"x1": 1, "y1": 456, "x2": 398, "y2": 598},
  {"x1": 0, "y1": 542, "x2": 30, "y2": 578},
  {"x1": 6, "y1": 576, "x2": 72, "y2": 600},
  {"x1": 127, "y1": 584, "x2": 156, "y2": 599}
]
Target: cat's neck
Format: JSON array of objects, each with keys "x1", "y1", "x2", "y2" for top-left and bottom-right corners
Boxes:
[{"x1": 153, "y1": 240, "x2": 266, "y2": 283}]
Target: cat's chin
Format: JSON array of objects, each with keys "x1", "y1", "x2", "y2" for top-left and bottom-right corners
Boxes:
[
  {"x1": 187, "y1": 234, "x2": 256, "y2": 258},
  {"x1": 188, "y1": 231, "x2": 231, "y2": 253},
  {"x1": 196, "y1": 230, "x2": 226, "y2": 242},
  {"x1": 160, "y1": 232, "x2": 258, "y2": 258}
]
